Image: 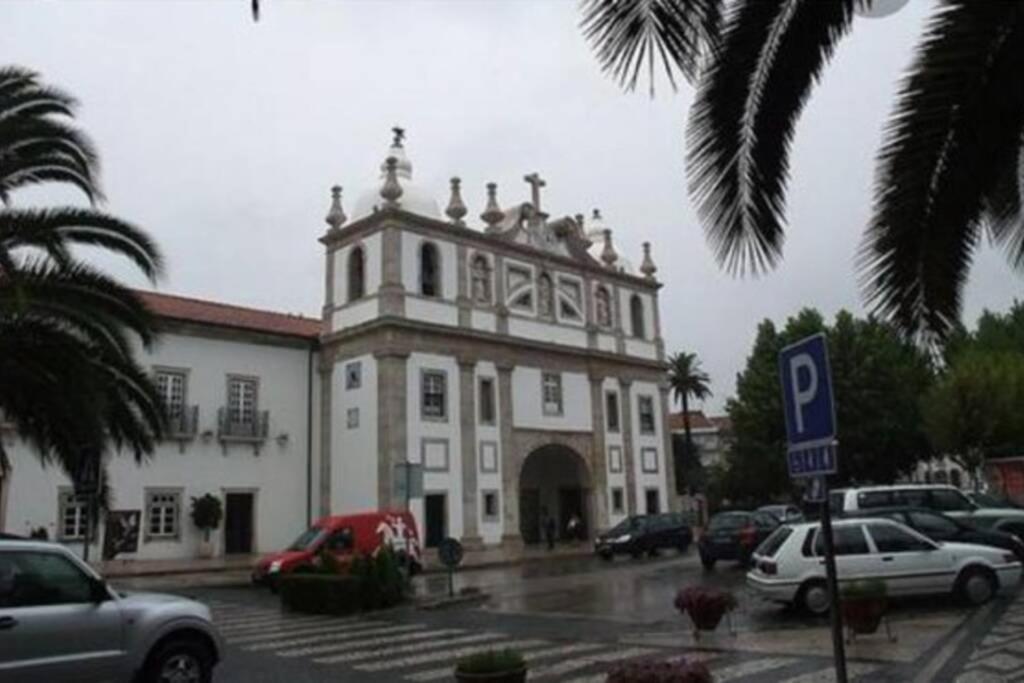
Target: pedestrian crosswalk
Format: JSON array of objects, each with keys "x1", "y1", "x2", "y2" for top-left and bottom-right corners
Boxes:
[{"x1": 206, "y1": 599, "x2": 883, "y2": 682}]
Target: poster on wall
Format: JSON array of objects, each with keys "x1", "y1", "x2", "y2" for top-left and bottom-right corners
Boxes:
[{"x1": 103, "y1": 510, "x2": 141, "y2": 560}]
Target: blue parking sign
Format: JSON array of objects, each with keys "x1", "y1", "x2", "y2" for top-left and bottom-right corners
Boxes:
[{"x1": 779, "y1": 333, "x2": 837, "y2": 477}]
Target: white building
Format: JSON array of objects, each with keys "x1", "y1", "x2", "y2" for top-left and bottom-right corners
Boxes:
[
  {"x1": 668, "y1": 411, "x2": 733, "y2": 469},
  {"x1": 0, "y1": 130, "x2": 674, "y2": 560}
]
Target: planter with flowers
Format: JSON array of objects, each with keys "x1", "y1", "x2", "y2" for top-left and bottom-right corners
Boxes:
[
  {"x1": 606, "y1": 657, "x2": 713, "y2": 682},
  {"x1": 675, "y1": 585, "x2": 737, "y2": 636},
  {"x1": 840, "y1": 579, "x2": 888, "y2": 636},
  {"x1": 453, "y1": 648, "x2": 527, "y2": 683}
]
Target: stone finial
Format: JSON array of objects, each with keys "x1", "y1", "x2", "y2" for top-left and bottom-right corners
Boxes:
[
  {"x1": 575, "y1": 213, "x2": 585, "y2": 229},
  {"x1": 640, "y1": 241, "x2": 657, "y2": 280},
  {"x1": 324, "y1": 185, "x2": 347, "y2": 230},
  {"x1": 481, "y1": 182, "x2": 504, "y2": 231},
  {"x1": 446, "y1": 177, "x2": 468, "y2": 226},
  {"x1": 392, "y1": 126, "x2": 406, "y2": 148},
  {"x1": 380, "y1": 156, "x2": 403, "y2": 207},
  {"x1": 600, "y1": 228, "x2": 618, "y2": 268}
]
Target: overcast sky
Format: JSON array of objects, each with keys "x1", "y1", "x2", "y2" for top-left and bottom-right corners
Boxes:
[{"x1": 5, "y1": 0, "x2": 1021, "y2": 412}]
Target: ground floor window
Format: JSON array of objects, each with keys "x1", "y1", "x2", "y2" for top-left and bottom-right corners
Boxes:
[
  {"x1": 58, "y1": 490, "x2": 88, "y2": 541},
  {"x1": 611, "y1": 487, "x2": 625, "y2": 514},
  {"x1": 482, "y1": 490, "x2": 499, "y2": 521},
  {"x1": 644, "y1": 488, "x2": 660, "y2": 515},
  {"x1": 145, "y1": 489, "x2": 181, "y2": 541}
]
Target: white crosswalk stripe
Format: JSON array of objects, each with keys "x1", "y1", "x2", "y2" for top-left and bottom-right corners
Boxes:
[
  {"x1": 318, "y1": 632, "x2": 510, "y2": 666},
  {"x1": 275, "y1": 625, "x2": 449, "y2": 657},
  {"x1": 353, "y1": 638, "x2": 550, "y2": 672},
  {"x1": 527, "y1": 647, "x2": 658, "y2": 680},
  {"x1": 244, "y1": 623, "x2": 430, "y2": 651},
  {"x1": 218, "y1": 614, "x2": 341, "y2": 633},
  {"x1": 221, "y1": 617, "x2": 367, "y2": 640},
  {"x1": 227, "y1": 619, "x2": 385, "y2": 645},
  {"x1": 405, "y1": 641, "x2": 607, "y2": 682}
]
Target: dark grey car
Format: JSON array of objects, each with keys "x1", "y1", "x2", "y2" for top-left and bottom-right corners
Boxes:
[{"x1": 0, "y1": 540, "x2": 222, "y2": 683}]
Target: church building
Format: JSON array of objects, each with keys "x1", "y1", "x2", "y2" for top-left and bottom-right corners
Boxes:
[{"x1": 0, "y1": 130, "x2": 674, "y2": 560}]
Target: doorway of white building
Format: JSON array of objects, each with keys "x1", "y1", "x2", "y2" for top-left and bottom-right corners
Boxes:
[
  {"x1": 224, "y1": 491, "x2": 254, "y2": 554},
  {"x1": 424, "y1": 493, "x2": 446, "y2": 548},
  {"x1": 519, "y1": 444, "x2": 592, "y2": 543},
  {"x1": 645, "y1": 488, "x2": 661, "y2": 515}
]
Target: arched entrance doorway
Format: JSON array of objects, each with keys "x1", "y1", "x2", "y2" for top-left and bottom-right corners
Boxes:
[{"x1": 519, "y1": 445, "x2": 592, "y2": 544}]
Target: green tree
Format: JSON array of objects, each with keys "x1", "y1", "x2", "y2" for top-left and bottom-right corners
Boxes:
[
  {"x1": 0, "y1": 66, "x2": 164, "y2": 484},
  {"x1": 724, "y1": 309, "x2": 933, "y2": 502},
  {"x1": 667, "y1": 351, "x2": 712, "y2": 494},
  {"x1": 581, "y1": 0, "x2": 1024, "y2": 340}
]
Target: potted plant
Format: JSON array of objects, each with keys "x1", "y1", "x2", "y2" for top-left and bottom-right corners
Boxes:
[
  {"x1": 606, "y1": 657, "x2": 713, "y2": 682},
  {"x1": 190, "y1": 493, "x2": 223, "y2": 558},
  {"x1": 454, "y1": 648, "x2": 527, "y2": 683},
  {"x1": 840, "y1": 579, "x2": 888, "y2": 635},
  {"x1": 674, "y1": 585, "x2": 737, "y2": 632}
]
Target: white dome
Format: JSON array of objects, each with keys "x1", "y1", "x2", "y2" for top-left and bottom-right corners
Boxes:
[{"x1": 350, "y1": 139, "x2": 441, "y2": 221}]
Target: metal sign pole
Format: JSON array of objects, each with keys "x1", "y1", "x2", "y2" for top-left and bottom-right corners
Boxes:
[
  {"x1": 819, "y1": 476, "x2": 847, "y2": 683},
  {"x1": 82, "y1": 498, "x2": 91, "y2": 563}
]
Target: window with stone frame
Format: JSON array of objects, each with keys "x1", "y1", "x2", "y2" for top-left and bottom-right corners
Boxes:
[
  {"x1": 421, "y1": 370, "x2": 447, "y2": 420},
  {"x1": 478, "y1": 377, "x2": 496, "y2": 425},
  {"x1": 595, "y1": 286, "x2": 613, "y2": 328},
  {"x1": 58, "y1": 489, "x2": 88, "y2": 541},
  {"x1": 482, "y1": 491, "x2": 499, "y2": 521},
  {"x1": 155, "y1": 369, "x2": 187, "y2": 420},
  {"x1": 611, "y1": 487, "x2": 625, "y2": 514},
  {"x1": 227, "y1": 377, "x2": 258, "y2": 425},
  {"x1": 345, "y1": 362, "x2": 361, "y2": 390},
  {"x1": 145, "y1": 489, "x2": 181, "y2": 540},
  {"x1": 605, "y1": 391, "x2": 620, "y2": 432},
  {"x1": 420, "y1": 242, "x2": 440, "y2": 297},
  {"x1": 630, "y1": 294, "x2": 645, "y2": 339},
  {"x1": 348, "y1": 245, "x2": 366, "y2": 301},
  {"x1": 638, "y1": 395, "x2": 656, "y2": 434},
  {"x1": 557, "y1": 277, "x2": 583, "y2": 321},
  {"x1": 470, "y1": 254, "x2": 492, "y2": 304},
  {"x1": 542, "y1": 372, "x2": 563, "y2": 416}
]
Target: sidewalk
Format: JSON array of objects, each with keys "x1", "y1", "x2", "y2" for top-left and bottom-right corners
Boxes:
[{"x1": 94, "y1": 540, "x2": 597, "y2": 581}]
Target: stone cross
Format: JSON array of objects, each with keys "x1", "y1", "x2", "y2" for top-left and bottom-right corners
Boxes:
[
  {"x1": 392, "y1": 126, "x2": 405, "y2": 147},
  {"x1": 523, "y1": 172, "x2": 546, "y2": 212}
]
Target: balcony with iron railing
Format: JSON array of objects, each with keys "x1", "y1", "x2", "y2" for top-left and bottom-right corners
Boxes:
[
  {"x1": 217, "y1": 408, "x2": 269, "y2": 454},
  {"x1": 164, "y1": 405, "x2": 199, "y2": 439}
]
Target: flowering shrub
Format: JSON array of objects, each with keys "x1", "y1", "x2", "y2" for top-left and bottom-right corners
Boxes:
[
  {"x1": 606, "y1": 657, "x2": 713, "y2": 683},
  {"x1": 674, "y1": 586, "x2": 737, "y2": 617}
]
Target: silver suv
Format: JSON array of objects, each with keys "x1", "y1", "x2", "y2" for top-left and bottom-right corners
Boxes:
[{"x1": 0, "y1": 540, "x2": 222, "y2": 683}]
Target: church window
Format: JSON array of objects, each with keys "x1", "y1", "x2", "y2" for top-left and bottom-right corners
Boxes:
[
  {"x1": 641, "y1": 447, "x2": 659, "y2": 473},
  {"x1": 470, "y1": 254, "x2": 492, "y2": 304},
  {"x1": 420, "y1": 242, "x2": 440, "y2": 297},
  {"x1": 421, "y1": 370, "x2": 447, "y2": 420},
  {"x1": 506, "y1": 264, "x2": 531, "y2": 293},
  {"x1": 638, "y1": 395, "x2": 656, "y2": 434},
  {"x1": 479, "y1": 377, "x2": 496, "y2": 425},
  {"x1": 611, "y1": 488, "x2": 625, "y2": 514},
  {"x1": 345, "y1": 362, "x2": 361, "y2": 390},
  {"x1": 537, "y1": 273, "x2": 554, "y2": 318},
  {"x1": 542, "y1": 372, "x2": 563, "y2": 416},
  {"x1": 511, "y1": 291, "x2": 532, "y2": 310},
  {"x1": 227, "y1": 377, "x2": 258, "y2": 425},
  {"x1": 482, "y1": 491, "x2": 499, "y2": 520},
  {"x1": 145, "y1": 488, "x2": 181, "y2": 540},
  {"x1": 605, "y1": 391, "x2": 620, "y2": 433},
  {"x1": 595, "y1": 286, "x2": 612, "y2": 328},
  {"x1": 57, "y1": 489, "x2": 87, "y2": 541},
  {"x1": 630, "y1": 294, "x2": 645, "y2": 339},
  {"x1": 348, "y1": 246, "x2": 365, "y2": 301},
  {"x1": 155, "y1": 369, "x2": 187, "y2": 420}
]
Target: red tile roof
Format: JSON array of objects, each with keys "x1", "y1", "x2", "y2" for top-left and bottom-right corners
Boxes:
[
  {"x1": 668, "y1": 410, "x2": 717, "y2": 432},
  {"x1": 136, "y1": 290, "x2": 322, "y2": 340}
]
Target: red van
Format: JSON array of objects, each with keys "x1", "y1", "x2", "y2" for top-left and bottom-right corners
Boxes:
[{"x1": 252, "y1": 510, "x2": 422, "y2": 588}]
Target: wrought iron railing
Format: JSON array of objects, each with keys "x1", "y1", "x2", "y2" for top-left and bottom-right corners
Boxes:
[
  {"x1": 164, "y1": 405, "x2": 199, "y2": 439},
  {"x1": 217, "y1": 408, "x2": 269, "y2": 440}
]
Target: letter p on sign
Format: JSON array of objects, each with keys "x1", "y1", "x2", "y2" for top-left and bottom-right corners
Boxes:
[{"x1": 779, "y1": 333, "x2": 836, "y2": 449}]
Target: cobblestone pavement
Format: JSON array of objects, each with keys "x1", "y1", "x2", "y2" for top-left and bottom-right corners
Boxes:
[{"x1": 953, "y1": 589, "x2": 1024, "y2": 683}]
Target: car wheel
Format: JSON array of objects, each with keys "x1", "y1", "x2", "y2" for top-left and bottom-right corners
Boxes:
[
  {"x1": 956, "y1": 566, "x2": 998, "y2": 607},
  {"x1": 700, "y1": 553, "x2": 716, "y2": 570},
  {"x1": 677, "y1": 542, "x2": 690, "y2": 554},
  {"x1": 630, "y1": 547, "x2": 644, "y2": 559},
  {"x1": 144, "y1": 637, "x2": 213, "y2": 683},
  {"x1": 647, "y1": 546, "x2": 660, "y2": 558},
  {"x1": 797, "y1": 580, "x2": 830, "y2": 616},
  {"x1": 598, "y1": 550, "x2": 614, "y2": 561}
]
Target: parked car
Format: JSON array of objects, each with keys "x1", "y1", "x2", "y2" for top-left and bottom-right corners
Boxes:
[
  {"x1": 829, "y1": 484, "x2": 984, "y2": 517},
  {"x1": 747, "y1": 519, "x2": 1021, "y2": 616},
  {"x1": 961, "y1": 509, "x2": 1024, "y2": 540},
  {"x1": 968, "y1": 491, "x2": 1024, "y2": 510},
  {"x1": 0, "y1": 539, "x2": 222, "y2": 683},
  {"x1": 594, "y1": 513, "x2": 693, "y2": 559},
  {"x1": 698, "y1": 510, "x2": 780, "y2": 570},
  {"x1": 253, "y1": 510, "x2": 421, "y2": 588},
  {"x1": 845, "y1": 507, "x2": 1024, "y2": 562},
  {"x1": 757, "y1": 504, "x2": 805, "y2": 524}
]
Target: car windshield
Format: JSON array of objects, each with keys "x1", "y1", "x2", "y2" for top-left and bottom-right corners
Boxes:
[
  {"x1": 708, "y1": 513, "x2": 750, "y2": 531},
  {"x1": 287, "y1": 527, "x2": 326, "y2": 551}
]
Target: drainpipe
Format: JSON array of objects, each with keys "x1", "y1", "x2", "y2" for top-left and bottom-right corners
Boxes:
[{"x1": 305, "y1": 344, "x2": 314, "y2": 527}]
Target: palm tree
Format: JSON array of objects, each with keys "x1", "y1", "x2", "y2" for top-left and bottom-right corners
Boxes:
[
  {"x1": 582, "y1": 0, "x2": 1024, "y2": 341},
  {"x1": 667, "y1": 351, "x2": 712, "y2": 492},
  {"x1": 0, "y1": 66, "x2": 165, "y2": 488}
]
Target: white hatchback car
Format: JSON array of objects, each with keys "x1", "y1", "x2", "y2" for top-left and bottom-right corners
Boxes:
[{"x1": 747, "y1": 518, "x2": 1021, "y2": 615}]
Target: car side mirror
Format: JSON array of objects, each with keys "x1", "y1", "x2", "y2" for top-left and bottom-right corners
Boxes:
[{"x1": 89, "y1": 577, "x2": 110, "y2": 603}]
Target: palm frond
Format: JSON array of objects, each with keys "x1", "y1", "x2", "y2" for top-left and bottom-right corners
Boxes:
[
  {"x1": 0, "y1": 207, "x2": 163, "y2": 279},
  {"x1": 859, "y1": 0, "x2": 1024, "y2": 340},
  {"x1": 580, "y1": 0, "x2": 722, "y2": 95},
  {"x1": 688, "y1": 0, "x2": 858, "y2": 275},
  {"x1": 985, "y1": 135, "x2": 1024, "y2": 269}
]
